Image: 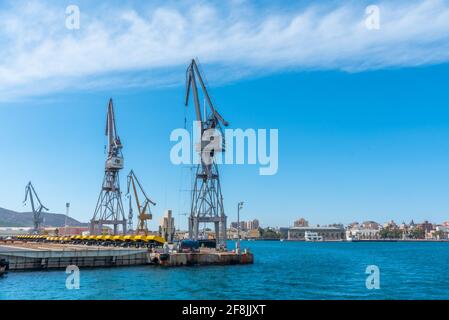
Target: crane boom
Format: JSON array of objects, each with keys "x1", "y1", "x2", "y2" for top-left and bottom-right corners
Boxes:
[{"x1": 185, "y1": 59, "x2": 229, "y2": 132}]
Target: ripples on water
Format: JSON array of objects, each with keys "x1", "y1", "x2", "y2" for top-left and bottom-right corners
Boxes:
[{"x1": 1, "y1": 241, "x2": 448, "y2": 300}]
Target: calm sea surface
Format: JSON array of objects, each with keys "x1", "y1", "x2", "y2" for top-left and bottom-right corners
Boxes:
[{"x1": 1, "y1": 241, "x2": 448, "y2": 300}]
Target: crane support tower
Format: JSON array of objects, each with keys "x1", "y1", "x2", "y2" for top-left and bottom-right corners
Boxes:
[
  {"x1": 127, "y1": 170, "x2": 156, "y2": 235},
  {"x1": 23, "y1": 182, "x2": 49, "y2": 234},
  {"x1": 185, "y1": 59, "x2": 228, "y2": 247},
  {"x1": 90, "y1": 98, "x2": 127, "y2": 235}
]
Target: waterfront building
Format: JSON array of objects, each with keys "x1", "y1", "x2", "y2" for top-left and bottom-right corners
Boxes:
[
  {"x1": 246, "y1": 229, "x2": 261, "y2": 239},
  {"x1": 346, "y1": 228, "x2": 380, "y2": 240},
  {"x1": 384, "y1": 220, "x2": 398, "y2": 229},
  {"x1": 288, "y1": 226, "x2": 345, "y2": 241},
  {"x1": 436, "y1": 225, "x2": 449, "y2": 240}
]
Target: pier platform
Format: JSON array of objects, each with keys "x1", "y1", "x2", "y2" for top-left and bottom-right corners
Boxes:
[
  {"x1": 150, "y1": 249, "x2": 254, "y2": 267},
  {"x1": 0, "y1": 243, "x2": 254, "y2": 271}
]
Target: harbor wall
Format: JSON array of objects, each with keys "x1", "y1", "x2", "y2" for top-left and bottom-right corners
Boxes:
[{"x1": 0, "y1": 248, "x2": 149, "y2": 270}]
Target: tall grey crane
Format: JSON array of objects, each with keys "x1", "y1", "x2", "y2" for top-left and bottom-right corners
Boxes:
[
  {"x1": 90, "y1": 98, "x2": 127, "y2": 235},
  {"x1": 23, "y1": 182, "x2": 49, "y2": 234},
  {"x1": 185, "y1": 59, "x2": 228, "y2": 247}
]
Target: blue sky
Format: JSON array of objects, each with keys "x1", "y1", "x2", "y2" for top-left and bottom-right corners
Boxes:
[{"x1": 1, "y1": 0, "x2": 449, "y2": 229}]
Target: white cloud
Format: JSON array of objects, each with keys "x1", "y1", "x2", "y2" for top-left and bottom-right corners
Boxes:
[{"x1": 0, "y1": 0, "x2": 449, "y2": 100}]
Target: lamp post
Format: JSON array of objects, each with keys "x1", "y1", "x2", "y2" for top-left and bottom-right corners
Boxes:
[{"x1": 237, "y1": 202, "x2": 244, "y2": 252}]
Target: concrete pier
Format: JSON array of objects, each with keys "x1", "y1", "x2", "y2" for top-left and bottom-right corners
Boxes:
[{"x1": 0, "y1": 243, "x2": 254, "y2": 271}]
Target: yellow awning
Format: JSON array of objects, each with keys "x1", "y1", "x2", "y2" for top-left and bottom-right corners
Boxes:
[{"x1": 145, "y1": 235, "x2": 166, "y2": 244}]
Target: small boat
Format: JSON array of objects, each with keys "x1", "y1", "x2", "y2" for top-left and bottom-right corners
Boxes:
[
  {"x1": 0, "y1": 259, "x2": 9, "y2": 277},
  {"x1": 305, "y1": 231, "x2": 323, "y2": 242}
]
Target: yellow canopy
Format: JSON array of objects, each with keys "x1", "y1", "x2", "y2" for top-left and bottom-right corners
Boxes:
[
  {"x1": 123, "y1": 235, "x2": 134, "y2": 241},
  {"x1": 145, "y1": 235, "x2": 165, "y2": 244},
  {"x1": 112, "y1": 235, "x2": 124, "y2": 241},
  {"x1": 133, "y1": 235, "x2": 146, "y2": 242}
]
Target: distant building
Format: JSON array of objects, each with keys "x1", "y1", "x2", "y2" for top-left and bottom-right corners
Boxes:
[
  {"x1": 230, "y1": 219, "x2": 260, "y2": 231},
  {"x1": 159, "y1": 210, "x2": 175, "y2": 243},
  {"x1": 252, "y1": 219, "x2": 260, "y2": 230},
  {"x1": 0, "y1": 227, "x2": 32, "y2": 237},
  {"x1": 246, "y1": 219, "x2": 260, "y2": 230},
  {"x1": 54, "y1": 226, "x2": 89, "y2": 236},
  {"x1": 417, "y1": 220, "x2": 434, "y2": 233},
  {"x1": 361, "y1": 221, "x2": 380, "y2": 230},
  {"x1": 279, "y1": 227, "x2": 289, "y2": 239},
  {"x1": 346, "y1": 228, "x2": 380, "y2": 240},
  {"x1": 436, "y1": 224, "x2": 449, "y2": 240},
  {"x1": 346, "y1": 221, "x2": 381, "y2": 240},
  {"x1": 294, "y1": 218, "x2": 309, "y2": 228},
  {"x1": 384, "y1": 220, "x2": 398, "y2": 229},
  {"x1": 288, "y1": 226, "x2": 345, "y2": 241}
]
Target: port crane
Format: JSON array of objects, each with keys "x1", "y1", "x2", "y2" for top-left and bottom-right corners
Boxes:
[
  {"x1": 23, "y1": 182, "x2": 49, "y2": 233},
  {"x1": 185, "y1": 59, "x2": 228, "y2": 246},
  {"x1": 90, "y1": 98, "x2": 127, "y2": 235},
  {"x1": 127, "y1": 170, "x2": 155, "y2": 235}
]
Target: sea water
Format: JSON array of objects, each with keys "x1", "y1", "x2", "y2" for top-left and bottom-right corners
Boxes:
[{"x1": 1, "y1": 241, "x2": 448, "y2": 300}]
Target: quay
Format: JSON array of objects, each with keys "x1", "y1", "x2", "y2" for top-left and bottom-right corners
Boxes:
[
  {"x1": 0, "y1": 242, "x2": 254, "y2": 271},
  {"x1": 150, "y1": 248, "x2": 254, "y2": 267}
]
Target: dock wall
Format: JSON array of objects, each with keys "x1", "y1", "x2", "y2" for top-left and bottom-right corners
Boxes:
[{"x1": 0, "y1": 248, "x2": 149, "y2": 270}]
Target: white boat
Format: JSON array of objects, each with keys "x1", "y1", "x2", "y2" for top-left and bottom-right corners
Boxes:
[{"x1": 305, "y1": 231, "x2": 323, "y2": 242}]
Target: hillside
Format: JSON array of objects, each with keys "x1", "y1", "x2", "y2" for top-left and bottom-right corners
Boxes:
[{"x1": 0, "y1": 207, "x2": 87, "y2": 227}]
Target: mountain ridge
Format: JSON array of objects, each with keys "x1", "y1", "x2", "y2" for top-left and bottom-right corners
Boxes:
[{"x1": 0, "y1": 207, "x2": 87, "y2": 227}]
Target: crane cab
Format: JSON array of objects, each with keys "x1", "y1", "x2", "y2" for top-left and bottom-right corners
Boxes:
[{"x1": 105, "y1": 156, "x2": 124, "y2": 170}]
